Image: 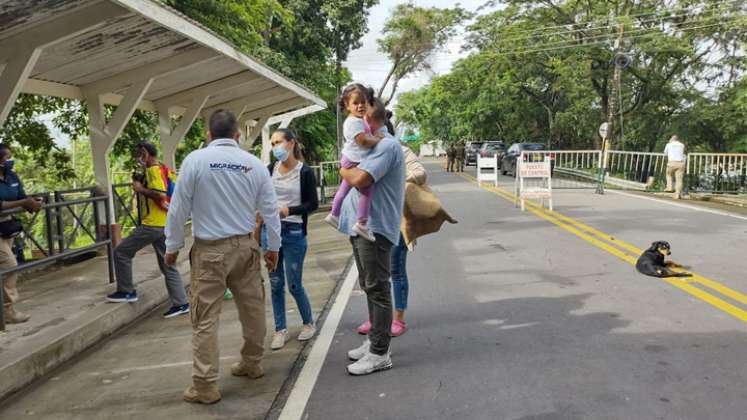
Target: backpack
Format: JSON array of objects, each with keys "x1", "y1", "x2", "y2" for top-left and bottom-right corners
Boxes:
[{"x1": 155, "y1": 163, "x2": 177, "y2": 211}]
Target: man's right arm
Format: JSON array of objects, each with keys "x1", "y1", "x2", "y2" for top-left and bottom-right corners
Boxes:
[{"x1": 165, "y1": 157, "x2": 195, "y2": 254}]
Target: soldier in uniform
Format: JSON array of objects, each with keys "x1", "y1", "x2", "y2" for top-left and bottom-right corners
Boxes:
[
  {"x1": 455, "y1": 141, "x2": 466, "y2": 172},
  {"x1": 446, "y1": 143, "x2": 456, "y2": 172}
]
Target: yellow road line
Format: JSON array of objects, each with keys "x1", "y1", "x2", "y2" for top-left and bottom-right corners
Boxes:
[
  {"x1": 456, "y1": 173, "x2": 747, "y2": 323},
  {"x1": 461, "y1": 174, "x2": 747, "y2": 305}
]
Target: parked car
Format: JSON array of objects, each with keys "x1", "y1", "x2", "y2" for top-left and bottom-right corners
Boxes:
[
  {"x1": 479, "y1": 141, "x2": 506, "y2": 159},
  {"x1": 465, "y1": 142, "x2": 484, "y2": 166},
  {"x1": 500, "y1": 143, "x2": 548, "y2": 176}
]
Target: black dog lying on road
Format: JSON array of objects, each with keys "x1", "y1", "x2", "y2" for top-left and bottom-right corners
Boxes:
[{"x1": 636, "y1": 241, "x2": 692, "y2": 278}]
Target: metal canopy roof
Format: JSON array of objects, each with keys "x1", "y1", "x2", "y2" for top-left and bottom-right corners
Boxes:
[{"x1": 0, "y1": 0, "x2": 326, "y2": 118}]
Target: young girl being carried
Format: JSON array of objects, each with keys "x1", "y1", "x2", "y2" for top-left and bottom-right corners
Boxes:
[{"x1": 324, "y1": 84, "x2": 384, "y2": 242}]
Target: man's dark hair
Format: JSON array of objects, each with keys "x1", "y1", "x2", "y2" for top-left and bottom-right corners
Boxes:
[
  {"x1": 367, "y1": 98, "x2": 387, "y2": 124},
  {"x1": 0, "y1": 143, "x2": 10, "y2": 156},
  {"x1": 135, "y1": 141, "x2": 158, "y2": 158},
  {"x1": 209, "y1": 109, "x2": 238, "y2": 139}
]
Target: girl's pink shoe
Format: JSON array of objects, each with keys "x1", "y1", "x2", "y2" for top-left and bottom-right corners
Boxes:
[
  {"x1": 391, "y1": 319, "x2": 408, "y2": 337},
  {"x1": 356, "y1": 320, "x2": 371, "y2": 335}
]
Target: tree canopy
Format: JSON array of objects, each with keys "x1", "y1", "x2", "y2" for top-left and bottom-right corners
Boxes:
[{"x1": 396, "y1": 0, "x2": 747, "y2": 153}]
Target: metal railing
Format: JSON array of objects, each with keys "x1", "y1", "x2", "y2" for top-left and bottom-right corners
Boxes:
[
  {"x1": 548, "y1": 150, "x2": 602, "y2": 188},
  {"x1": 687, "y1": 153, "x2": 747, "y2": 193},
  {"x1": 112, "y1": 183, "x2": 141, "y2": 229},
  {"x1": 605, "y1": 150, "x2": 668, "y2": 190},
  {"x1": 318, "y1": 161, "x2": 342, "y2": 204},
  {"x1": 0, "y1": 194, "x2": 114, "y2": 330}
]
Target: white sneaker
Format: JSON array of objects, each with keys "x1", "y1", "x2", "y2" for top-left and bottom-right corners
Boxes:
[
  {"x1": 324, "y1": 214, "x2": 339, "y2": 229},
  {"x1": 347, "y1": 339, "x2": 370, "y2": 361},
  {"x1": 352, "y1": 222, "x2": 376, "y2": 242},
  {"x1": 347, "y1": 351, "x2": 392, "y2": 376},
  {"x1": 271, "y1": 329, "x2": 288, "y2": 350},
  {"x1": 298, "y1": 323, "x2": 316, "y2": 341}
]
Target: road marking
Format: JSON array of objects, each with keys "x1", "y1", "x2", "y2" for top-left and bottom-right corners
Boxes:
[
  {"x1": 458, "y1": 172, "x2": 747, "y2": 324},
  {"x1": 606, "y1": 189, "x2": 747, "y2": 221},
  {"x1": 278, "y1": 264, "x2": 359, "y2": 420}
]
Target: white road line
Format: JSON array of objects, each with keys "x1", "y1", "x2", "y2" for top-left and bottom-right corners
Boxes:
[
  {"x1": 278, "y1": 264, "x2": 359, "y2": 420},
  {"x1": 606, "y1": 189, "x2": 747, "y2": 221}
]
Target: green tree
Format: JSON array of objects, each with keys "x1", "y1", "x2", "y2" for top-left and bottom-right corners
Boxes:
[
  {"x1": 377, "y1": 2, "x2": 470, "y2": 105},
  {"x1": 398, "y1": 0, "x2": 747, "y2": 153}
]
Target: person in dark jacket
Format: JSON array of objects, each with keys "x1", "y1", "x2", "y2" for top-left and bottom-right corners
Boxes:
[
  {"x1": 0, "y1": 144, "x2": 42, "y2": 324},
  {"x1": 260, "y1": 128, "x2": 319, "y2": 350}
]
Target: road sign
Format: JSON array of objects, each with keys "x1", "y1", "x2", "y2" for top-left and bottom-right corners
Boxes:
[
  {"x1": 599, "y1": 122, "x2": 609, "y2": 140},
  {"x1": 515, "y1": 154, "x2": 553, "y2": 212}
]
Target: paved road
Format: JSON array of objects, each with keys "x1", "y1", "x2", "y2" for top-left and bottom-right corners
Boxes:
[{"x1": 300, "y1": 161, "x2": 747, "y2": 420}]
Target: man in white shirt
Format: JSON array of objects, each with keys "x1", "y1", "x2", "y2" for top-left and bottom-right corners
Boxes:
[
  {"x1": 164, "y1": 110, "x2": 281, "y2": 404},
  {"x1": 663, "y1": 135, "x2": 686, "y2": 199}
]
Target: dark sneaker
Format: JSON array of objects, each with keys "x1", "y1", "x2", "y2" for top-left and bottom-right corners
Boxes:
[
  {"x1": 163, "y1": 303, "x2": 189, "y2": 318},
  {"x1": 106, "y1": 290, "x2": 138, "y2": 303}
]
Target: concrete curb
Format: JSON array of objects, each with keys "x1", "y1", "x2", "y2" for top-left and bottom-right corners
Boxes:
[{"x1": 0, "y1": 255, "x2": 190, "y2": 402}]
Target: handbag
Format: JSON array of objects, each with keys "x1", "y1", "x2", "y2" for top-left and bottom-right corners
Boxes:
[{"x1": 0, "y1": 218, "x2": 23, "y2": 239}]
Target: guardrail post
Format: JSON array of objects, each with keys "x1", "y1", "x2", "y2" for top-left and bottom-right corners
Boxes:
[
  {"x1": 104, "y1": 195, "x2": 115, "y2": 284},
  {"x1": 93, "y1": 193, "x2": 102, "y2": 243},
  {"x1": 319, "y1": 164, "x2": 326, "y2": 204},
  {"x1": 54, "y1": 191, "x2": 65, "y2": 253},
  {"x1": 595, "y1": 149, "x2": 606, "y2": 194},
  {"x1": 43, "y1": 194, "x2": 55, "y2": 256}
]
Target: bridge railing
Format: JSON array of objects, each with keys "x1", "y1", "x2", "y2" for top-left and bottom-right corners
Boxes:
[
  {"x1": 605, "y1": 150, "x2": 667, "y2": 190},
  {"x1": 549, "y1": 150, "x2": 602, "y2": 188},
  {"x1": 0, "y1": 193, "x2": 114, "y2": 330},
  {"x1": 318, "y1": 161, "x2": 342, "y2": 204},
  {"x1": 686, "y1": 153, "x2": 747, "y2": 193}
]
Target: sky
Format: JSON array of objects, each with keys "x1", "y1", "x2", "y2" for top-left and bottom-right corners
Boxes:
[{"x1": 344, "y1": 0, "x2": 497, "y2": 108}]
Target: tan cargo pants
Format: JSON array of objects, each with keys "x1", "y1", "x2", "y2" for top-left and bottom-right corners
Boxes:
[
  {"x1": 666, "y1": 161, "x2": 685, "y2": 198},
  {"x1": 189, "y1": 235, "x2": 265, "y2": 390},
  {"x1": 1, "y1": 237, "x2": 19, "y2": 313}
]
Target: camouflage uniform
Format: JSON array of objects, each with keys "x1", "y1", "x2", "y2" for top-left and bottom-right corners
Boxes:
[
  {"x1": 446, "y1": 144, "x2": 456, "y2": 172},
  {"x1": 455, "y1": 143, "x2": 466, "y2": 172}
]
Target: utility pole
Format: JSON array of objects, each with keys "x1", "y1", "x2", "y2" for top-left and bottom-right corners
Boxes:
[
  {"x1": 335, "y1": 36, "x2": 343, "y2": 159},
  {"x1": 597, "y1": 21, "x2": 625, "y2": 194}
]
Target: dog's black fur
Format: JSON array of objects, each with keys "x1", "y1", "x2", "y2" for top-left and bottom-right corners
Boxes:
[{"x1": 636, "y1": 241, "x2": 692, "y2": 278}]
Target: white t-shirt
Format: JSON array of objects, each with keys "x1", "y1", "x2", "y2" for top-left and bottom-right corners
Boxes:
[
  {"x1": 272, "y1": 161, "x2": 303, "y2": 224},
  {"x1": 342, "y1": 116, "x2": 370, "y2": 162},
  {"x1": 664, "y1": 141, "x2": 685, "y2": 162}
]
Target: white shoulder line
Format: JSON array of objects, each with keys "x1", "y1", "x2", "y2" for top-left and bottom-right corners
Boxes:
[
  {"x1": 606, "y1": 190, "x2": 747, "y2": 221},
  {"x1": 278, "y1": 264, "x2": 359, "y2": 420}
]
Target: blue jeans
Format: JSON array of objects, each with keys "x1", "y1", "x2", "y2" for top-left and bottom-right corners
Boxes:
[
  {"x1": 390, "y1": 234, "x2": 408, "y2": 311},
  {"x1": 262, "y1": 223, "x2": 313, "y2": 331}
]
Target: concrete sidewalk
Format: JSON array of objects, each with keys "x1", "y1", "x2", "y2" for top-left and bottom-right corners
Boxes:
[
  {"x1": 0, "y1": 230, "x2": 194, "y2": 401},
  {"x1": 0, "y1": 213, "x2": 350, "y2": 419}
]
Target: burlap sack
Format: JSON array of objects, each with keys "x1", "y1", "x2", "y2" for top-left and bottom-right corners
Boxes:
[{"x1": 401, "y1": 182, "x2": 457, "y2": 248}]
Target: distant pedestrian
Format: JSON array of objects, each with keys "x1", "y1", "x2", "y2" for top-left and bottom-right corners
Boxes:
[
  {"x1": 455, "y1": 141, "x2": 466, "y2": 172},
  {"x1": 446, "y1": 144, "x2": 456, "y2": 172},
  {"x1": 338, "y1": 99, "x2": 405, "y2": 376},
  {"x1": 664, "y1": 135, "x2": 686, "y2": 199},
  {"x1": 164, "y1": 110, "x2": 281, "y2": 404},
  {"x1": 260, "y1": 128, "x2": 318, "y2": 350}
]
